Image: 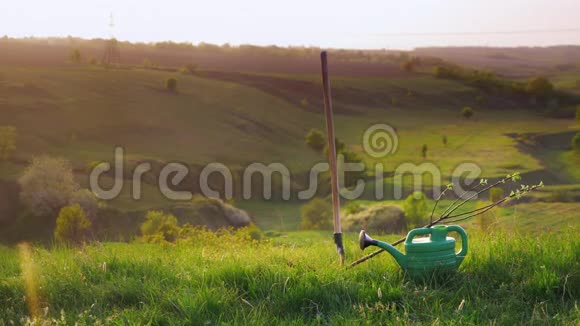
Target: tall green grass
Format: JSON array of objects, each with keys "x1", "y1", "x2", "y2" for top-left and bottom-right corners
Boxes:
[{"x1": 0, "y1": 229, "x2": 578, "y2": 324}]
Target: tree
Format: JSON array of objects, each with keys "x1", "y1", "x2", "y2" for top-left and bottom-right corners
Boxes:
[
  {"x1": 69, "y1": 48, "x2": 82, "y2": 63},
  {"x1": 402, "y1": 191, "x2": 428, "y2": 229},
  {"x1": 462, "y1": 106, "x2": 474, "y2": 119},
  {"x1": 141, "y1": 210, "x2": 180, "y2": 242},
  {"x1": 421, "y1": 144, "x2": 428, "y2": 159},
  {"x1": 19, "y1": 156, "x2": 79, "y2": 216},
  {"x1": 442, "y1": 135, "x2": 448, "y2": 147},
  {"x1": 300, "y1": 198, "x2": 332, "y2": 230},
  {"x1": 572, "y1": 133, "x2": 580, "y2": 153},
  {"x1": 305, "y1": 129, "x2": 325, "y2": 152},
  {"x1": 54, "y1": 204, "x2": 91, "y2": 243},
  {"x1": 165, "y1": 78, "x2": 178, "y2": 93},
  {"x1": 526, "y1": 76, "x2": 554, "y2": 99},
  {"x1": 0, "y1": 126, "x2": 16, "y2": 160}
]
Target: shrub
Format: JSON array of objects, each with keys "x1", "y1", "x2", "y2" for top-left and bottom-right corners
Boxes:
[
  {"x1": 526, "y1": 76, "x2": 554, "y2": 99},
  {"x1": 0, "y1": 126, "x2": 16, "y2": 160},
  {"x1": 572, "y1": 133, "x2": 580, "y2": 152},
  {"x1": 442, "y1": 135, "x2": 447, "y2": 147},
  {"x1": 343, "y1": 204, "x2": 405, "y2": 234},
  {"x1": 421, "y1": 144, "x2": 428, "y2": 159},
  {"x1": 300, "y1": 198, "x2": 332, "y2": 230},
  {"x1": 141, "y1": 210, "x2": 180, "y2": 242},
  {"x1": 19, "y1": 156, "x2": 79, "y2": 216},
  {"x1": 165, "y1": 78, "x2": 178, "y2": 92},
  {"x1": 462, "y1": 106, "x2": 474, "y2": 119},
  {"x1": 402, "y1": 191, "x2": 428, "y2": 228},
  {"x1": 305, "y1": 129, "x2": 325, "y2": 152},
  {"x1": 54, "y1": 204, "x2": 91, "y2": 243}
]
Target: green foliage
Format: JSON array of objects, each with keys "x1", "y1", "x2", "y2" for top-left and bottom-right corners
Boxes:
[
  {"x1": 462, "y1": 106, "x2": 474, "y2": 119},
  {"x1": 490, "y1": 187, "x2": 505, "y2": 203},
  {"x1": 69, "y1": 48, "x2": 82, "y2": 63},
  {"x1": 54, "y1": 204, "x2": 91, "y2": 243},
  {"x1": 526, "y1": 76, "x2": 554, "y2": 99},
  {"x1": 323, "y1": 137, "x2": 346, "y2": 157},
  {"x1": 0, "y1": 126, "x2": 16, "y2": 160},
  {"x1": 572, "y1": 132, "x2": 580, "y2": 153},
  {"x1": 299, "y1": 198, "x2": 332, "y2": 230},
  {"x1": 305, "y1": 129, "x2": 325, "y2": 152},
  {"x1": 165, "y1": 78, "x2": 178, "y2": 92},
  {"x1": 402, "y1": 191, "x2": 428, "y2": 228},
  {"x1": 421, "y1": 144, "x2": 428, "y2": 159},
  {"x1": 141, "y1": 211, "x2": 180, "y2": 243}
]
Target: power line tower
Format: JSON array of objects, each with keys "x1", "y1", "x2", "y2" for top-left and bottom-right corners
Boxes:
[{"x1": 102, "y1": 13, "x2": 121, "y2": 66}]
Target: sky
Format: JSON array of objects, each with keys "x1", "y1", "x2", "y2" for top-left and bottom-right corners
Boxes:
[{"x1": 1, "y1": 0, "x2": 579, "y2": 49}]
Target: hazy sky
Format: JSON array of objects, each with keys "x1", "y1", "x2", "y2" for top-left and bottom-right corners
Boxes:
[{"x1": 1, "y1": 0, "x2": 579, "y2": 49}]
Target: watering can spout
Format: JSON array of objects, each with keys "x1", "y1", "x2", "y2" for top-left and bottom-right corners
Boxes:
[{"x1": 359, "y1": 230, "x2": 406, "y2": 267}]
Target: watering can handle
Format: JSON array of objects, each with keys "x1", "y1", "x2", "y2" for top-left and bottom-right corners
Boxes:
[
  {"x1": 405, "y1": 228, "x2": 432, "y2": 244},
  {"x1": 446, "y1": 225, "x2": 468, "y2": 265}
]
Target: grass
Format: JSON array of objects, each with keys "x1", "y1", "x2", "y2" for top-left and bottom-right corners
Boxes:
[{"x1": 0, "y1": 229, "x2": 577, "y2": 324}]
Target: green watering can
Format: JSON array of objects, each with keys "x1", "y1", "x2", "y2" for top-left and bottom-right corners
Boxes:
[{"x1": 359, "y1": 225, "x2": 468, "y2": 280}]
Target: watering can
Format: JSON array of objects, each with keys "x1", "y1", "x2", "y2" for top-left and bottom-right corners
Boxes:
[{"x1": 359, "y1": 225, "x2": 468, "y2": 280}]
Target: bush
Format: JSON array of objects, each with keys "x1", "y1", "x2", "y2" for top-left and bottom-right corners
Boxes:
[
  {"x1": 526, "y1": 76, "x2": 554, "y2": 99},
  {"x1": 0, "y1": 126, "x2": 16, "y2": 160},
  {"x1": 421, "y1": 144, "x2": 428, "y2": 159},
  {"x1": 54, "y1": 204, "x2": 91, "y2": 243},
  {"x1": 402, "y1": 191, "x2": 428, "y2": 229},
  {"x1": 343, "y1": 204, "x2": 406, "y2": 234},
  {"x1": 141, "y1": 210, "x2": 180, "y2": 242},
  {"x1": 19, "y1": 156, "x2": 79, "y2": 216},
  {"x1": 305, "y1": 129, "x2": 325, "y2": 152},
  {"x1": 462, "y1": 106, "x2": 474, "y2": 119},
  {"x1": 442, "y1": 135, "x2": 447, "y2": 147},
  {"x1": 165, "y1": 78, "x2": 178, "y2": 92},
  {"x1": 572, "y1": 133, "x2": 580, "y2": 152},
  {"x1": 300, "y1": 198, "x2": 332, "y2": 230}
]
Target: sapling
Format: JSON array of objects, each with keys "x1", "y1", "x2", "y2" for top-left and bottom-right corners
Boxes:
[{"x1": 349, "y1": 172, "x2": 544, "y2": 268}]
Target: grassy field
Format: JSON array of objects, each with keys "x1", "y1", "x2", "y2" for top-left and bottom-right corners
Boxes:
[{"x1": 0, "y1": 229, "x2": 577, "y2": 324}]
